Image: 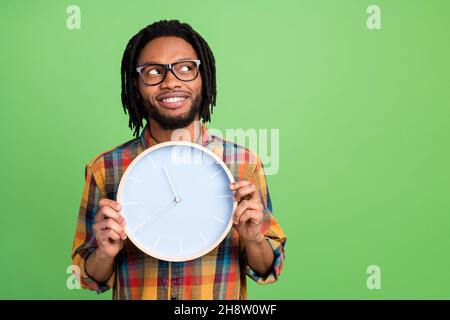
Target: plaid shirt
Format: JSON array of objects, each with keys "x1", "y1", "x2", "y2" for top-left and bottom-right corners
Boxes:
[{"x1": 71, "y1": 122, "x2": 287, "y2": 300}]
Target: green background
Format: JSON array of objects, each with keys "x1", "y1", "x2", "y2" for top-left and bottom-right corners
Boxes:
[{"x1": 1, "y1": 0, "x2": 449, "y2": 299}]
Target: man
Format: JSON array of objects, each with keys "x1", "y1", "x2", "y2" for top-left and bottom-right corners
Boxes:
[{"x1": 71, "y1": 19, "x2": 286, "y2": 300}]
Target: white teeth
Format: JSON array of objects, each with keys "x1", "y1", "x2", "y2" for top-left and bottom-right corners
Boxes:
[{"x1": 162, "y1": 97, "x2": 186, "y2": 103}]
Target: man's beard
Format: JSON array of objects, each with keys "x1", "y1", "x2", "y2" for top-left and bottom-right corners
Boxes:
[{"x1": 142, "y1": 94, "x2": 202, "y2": 130}]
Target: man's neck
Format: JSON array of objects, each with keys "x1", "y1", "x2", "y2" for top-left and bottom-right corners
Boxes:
[{"x1": 148, "y1": 117, "x2": 201, "y2": 143}]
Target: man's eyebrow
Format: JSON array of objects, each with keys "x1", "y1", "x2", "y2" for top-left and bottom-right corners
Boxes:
[{"x1": 140, "y1": 57, "x2": 196, "y2": 65}]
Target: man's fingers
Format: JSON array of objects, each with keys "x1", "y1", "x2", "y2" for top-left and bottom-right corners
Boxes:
[
  {"x1": 95, "y1": 204, "x2": 125, "y2": 225},
  {"x1": 233, "y1": 200, "x2": 263, "y2": 225},
  {"x1": 100, "y1": 229, "x2": 121, "y2": 243},
  {"x1": 233, "y1": 200, "x2": 249, "y2": 224},
  {"x1": 103, "y1": 219, "x2": 127, "y2": 240},
  {"x1": 229, "y1": 180, "x2": 251, "y2": 191},
  {"x1": 98, "y1": 198, "x2": 122, "y2": 212},
  {"x1": 95, "y1": 219, "x2": 127, "y2": 240},
  {"x1": 238, "y1": 209, "x2": 262, "y2": 225},
  {"x1": 233, "y1": 184, "x2": 258, "y2": 202}
]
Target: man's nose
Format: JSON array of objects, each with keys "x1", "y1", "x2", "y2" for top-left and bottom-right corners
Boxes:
[{"x1": 160, "y1": 69, "x2": 181, "y2": 88}]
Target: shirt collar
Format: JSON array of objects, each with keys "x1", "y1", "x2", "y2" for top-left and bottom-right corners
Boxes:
[{"x1": 139, "y1": 121, "x2": 212, "y2": 150}]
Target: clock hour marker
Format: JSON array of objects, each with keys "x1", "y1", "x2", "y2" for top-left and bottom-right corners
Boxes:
[
  {"x1": 129, "y1": 176, "x2": 142, "y2": 184},
  {"x1": 121, "y1": 201, "x2": 139, "y2": 206},
  {"x1": 209, "y1": 169, "x2": 222, "y2": 179},
  {"x1": 216, "y1": 194, "x2": 232, "y2": 199},
  {"x1": 213, "y1": 216, "x2": 226, "y2": 224},
  {"x1": 153, "y1": 235, "x2": 160, "y2": 249},
  {"x1": 147, "y1": 156, "x2": 157, "y2": 167},
  {"x1": 199, "y1": 232, "x2": 208, "y2": 245},
  {"x1": 133, "y1": 221, "x2": 146, "y2": 232}
]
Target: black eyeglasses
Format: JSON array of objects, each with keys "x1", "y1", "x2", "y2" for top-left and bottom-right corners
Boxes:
[{"x1": 136, "y1": 59, "x2": 201, "y2": 86}]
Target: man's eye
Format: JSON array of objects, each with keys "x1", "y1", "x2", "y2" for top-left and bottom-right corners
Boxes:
[
  {"x1": 147, "y1": 68, "x2": 160, "y2": 75},
  {"x1": 176, "y1": 64, "x2": 193, "y2": 73}
]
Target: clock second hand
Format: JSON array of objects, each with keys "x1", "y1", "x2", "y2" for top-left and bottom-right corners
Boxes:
[{"x1": 134, "y1": 199, "x2": 179, "y2": 234}]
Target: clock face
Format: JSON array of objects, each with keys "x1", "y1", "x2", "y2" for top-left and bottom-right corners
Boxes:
[{"x1": 117, "y1": 141, "x2": 236, "y2": 262}]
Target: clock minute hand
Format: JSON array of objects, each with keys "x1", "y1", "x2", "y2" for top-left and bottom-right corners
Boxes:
[
  {"x1": 163, "y1": 165, "x2": 179, "y2": 198},
  {"x1": 134, "y1": 199, "x2": 177, "y2": 234}
]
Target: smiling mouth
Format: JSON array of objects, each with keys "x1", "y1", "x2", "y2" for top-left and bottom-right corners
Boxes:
[{"x1": 158, "y1": 96, "x2": 189, "y2": 109}]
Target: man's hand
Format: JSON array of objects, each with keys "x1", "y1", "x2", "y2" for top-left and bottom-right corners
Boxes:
[
  {"x1": 92, "y1": 198, "x2": 127, "y2": 259},
  {"x1": 230, "y1": 180, "x2": 275, "y2": 276},
  {"x1": 230, "y1": 180, "x2": 265, "y2": 244}
]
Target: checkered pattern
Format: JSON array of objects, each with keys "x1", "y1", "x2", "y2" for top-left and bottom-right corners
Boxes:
[{"x1": 71, "y1": 123, "x2": 287, "y2": 300}]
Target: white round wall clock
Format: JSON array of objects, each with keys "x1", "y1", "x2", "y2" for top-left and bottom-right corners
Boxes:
[{"x1": 116, "y1": 141, "x2": 237, "y2": 262}]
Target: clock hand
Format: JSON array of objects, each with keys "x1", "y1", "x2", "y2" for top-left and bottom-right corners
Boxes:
[
  {"x1": 163, "y1": 165, "x2": 179, "y2": 198},
  {"x1": 134, "y1": 199, "x2": 178, "y2": 233}
]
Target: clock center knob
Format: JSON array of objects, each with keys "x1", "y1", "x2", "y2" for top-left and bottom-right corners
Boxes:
[{"x1": 175, "y1": 196, "x2": 181, "y2": 203}]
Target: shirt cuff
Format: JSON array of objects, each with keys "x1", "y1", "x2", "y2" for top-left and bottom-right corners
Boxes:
[
  {"x1": 74, "y1": 247, "x2": 115, "y2": 294},
  {"x1": 245, "y1": 237, "x2": 285, "y2": 284}
]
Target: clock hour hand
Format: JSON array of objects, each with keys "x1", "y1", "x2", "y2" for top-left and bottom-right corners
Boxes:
[
  {"x1": 134, "y1": 199, "x2": 178, "y2": 234},
  {"x1": 163, "y1": 165, "x2": 179, "y2": 198}
]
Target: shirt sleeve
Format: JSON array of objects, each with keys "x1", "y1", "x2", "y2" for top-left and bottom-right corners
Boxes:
[
  {"x1": 71, "y1": 162, "x2": 116, "y2": 294},
  {"x1": 243, "y1": 155, "x2": 287, "y2": 284}
]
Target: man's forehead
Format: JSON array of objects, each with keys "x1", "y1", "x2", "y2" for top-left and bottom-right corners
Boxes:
[
  {"x1": 138, "y1": 37, "x2": 197, "y2": 64},
  {"x1": 139, "y1": 56, "x2": 197, "y2": 65}
]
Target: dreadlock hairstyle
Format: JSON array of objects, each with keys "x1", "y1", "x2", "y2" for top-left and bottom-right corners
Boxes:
[{"x1": 121, "y1": 19, "x2": 217, "y2": 138}]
